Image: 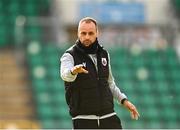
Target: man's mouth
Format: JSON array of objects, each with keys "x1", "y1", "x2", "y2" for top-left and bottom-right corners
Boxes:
[{"x1": 83, "y1": 40, "x2": 91, "y2": 46}]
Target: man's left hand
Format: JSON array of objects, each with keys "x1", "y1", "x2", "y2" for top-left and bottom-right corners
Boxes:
[{"x1": 123, "y1": 100, "x2": 140, "y2": 120}]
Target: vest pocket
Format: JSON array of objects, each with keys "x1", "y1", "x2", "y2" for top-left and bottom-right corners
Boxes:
[
  {"x1": 100, "y1": 81, "x2": 114, "y2": 108},
  {"x1": 70, "y1": 88, "x2": 80, "y2": 114}
]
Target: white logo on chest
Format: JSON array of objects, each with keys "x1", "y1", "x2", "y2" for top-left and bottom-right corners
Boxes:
[
  {"x1": 101, "y1": 58, "x2": 107, "y2": 66},
  {"x1": 82, "y1": 62, "x2": 86, "y2": 67}
]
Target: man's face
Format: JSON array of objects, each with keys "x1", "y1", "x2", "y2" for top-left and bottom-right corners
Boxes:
[{"x1": 78, "y1": 21, "x2": 98, "y2": 47}]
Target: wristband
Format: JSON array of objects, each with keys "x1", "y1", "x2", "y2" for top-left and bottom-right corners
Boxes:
[{"x1": 121, "y1": 98, "x2": 128, "y2": 104}]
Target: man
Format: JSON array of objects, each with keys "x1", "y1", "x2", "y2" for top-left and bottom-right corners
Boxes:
[{"x1": 60, "y1": 17, "x2": 140, "y2": 129}]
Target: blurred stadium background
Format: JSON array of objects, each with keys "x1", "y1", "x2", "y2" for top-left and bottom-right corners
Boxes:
[{"x1": 0, "y1": 0, "x2": 180, "y2": 129}]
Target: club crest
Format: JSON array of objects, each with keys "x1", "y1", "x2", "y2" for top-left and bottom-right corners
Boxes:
[
  {"x1": 102, "y1": 58, "x2": 107, "y2": 66},
  {"x1": 82, "y1": 62, "x2": 86, "y2": 67}
]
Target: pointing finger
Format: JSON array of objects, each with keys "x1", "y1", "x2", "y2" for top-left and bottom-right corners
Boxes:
[{"x1": 81, "y1": 68, "x2": 88, "y2": 73}]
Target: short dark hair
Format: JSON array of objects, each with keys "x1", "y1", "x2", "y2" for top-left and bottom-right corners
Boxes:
[{"x1": 78, "y1": 17, "x2": 98, "y2": 31}]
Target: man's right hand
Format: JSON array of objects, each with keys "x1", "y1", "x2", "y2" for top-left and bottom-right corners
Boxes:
[{"x1": 71, "y1": 64, "x2": 88, "y2": 75}]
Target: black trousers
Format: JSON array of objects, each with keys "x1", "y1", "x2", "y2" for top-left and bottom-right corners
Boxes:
[{"x1": 72, "y1": 115, "x2": 122, "y2": 129}]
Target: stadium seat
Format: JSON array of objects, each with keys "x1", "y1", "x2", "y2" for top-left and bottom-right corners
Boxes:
[
  {"x1": 40, "y1": 119, "x2": 56, "y2": 129},
  {"x1": 26, "y1": 43, "x2": 72, "y2": 129},
  {"x1": 0, "y1": 0, "x2": 50, "y2": 47},
  {"x1": 37, "y1": 105, "x2": 54, "y2": 119}
]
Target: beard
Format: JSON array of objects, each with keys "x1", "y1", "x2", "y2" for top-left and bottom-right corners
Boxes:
[{"x1": 82, "y1": 40, "x2": 94, "y2": 47}]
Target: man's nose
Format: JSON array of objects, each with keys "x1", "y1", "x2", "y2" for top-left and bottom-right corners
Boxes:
[{"x1": 85, "y1": 34, "x2": 90, "y2": 39}]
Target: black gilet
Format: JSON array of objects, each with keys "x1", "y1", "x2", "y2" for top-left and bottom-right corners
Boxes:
[{"x1": 64, "y1": 42, "x2": 114, "y2": 117}]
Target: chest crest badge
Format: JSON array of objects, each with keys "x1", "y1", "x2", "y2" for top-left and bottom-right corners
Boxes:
[
  {"x1": 82, "y1": 62, "x2": 86, "y2": 67},
  {"x1": 102, "y1": 58, "x2": 107, "y2": 66}
]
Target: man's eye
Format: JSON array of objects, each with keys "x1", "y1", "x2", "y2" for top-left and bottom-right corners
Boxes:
[
  {"x1": 81, "y1": 32, "x2": 86, "y2": 35},
  {"x1": 89, "y1": 32, "x2": 94, "y2": 35}
]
